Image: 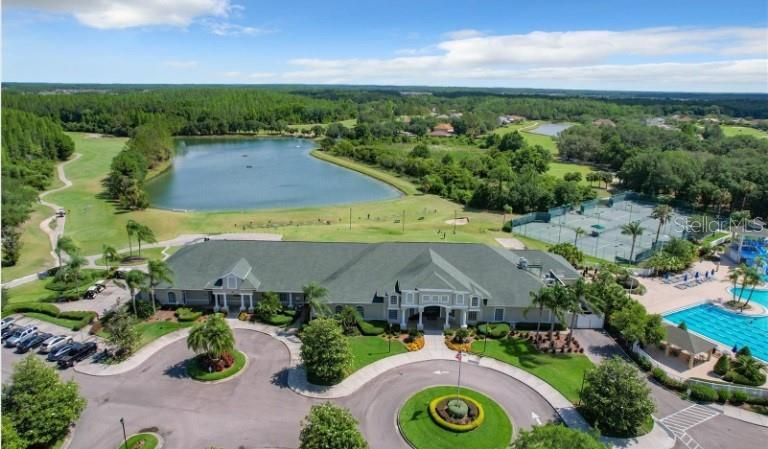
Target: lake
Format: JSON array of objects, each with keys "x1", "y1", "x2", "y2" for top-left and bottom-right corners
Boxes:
[
  {"x1": 528, "y1": 123, "x2": 573, "y2": 136},
  {"x1": 145, "y1": 138, "x2": 401, "y2": 211}
]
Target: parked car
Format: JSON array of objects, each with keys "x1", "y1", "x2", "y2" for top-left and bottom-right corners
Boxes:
[
  {"x1": 5, "y1": 326, "x2": 38, "y2": 347},
  {"x1": 58, "y1": 342, "x2": 98, "y2": 368},
  {"x1": 84, "y1": 286, "x2": 98, "y2": 299},
  {"x1": 40, "y1": 335, "x2": 73, "y2": 354},
  {"x1": 16, "y1": 332, "x2": 52, "y2": 354},
  {"x1": 47, "y1": 342, "x2": 81, "y2": 362},
  {"x1": 94, "y1": 280, "x2": 107, "y2": 292},
  {"x1": 1, "y1": 316, "x2": 16, "y2": 330},
  {"x1": 56, "y1": 208, "x2": 66, "y2": 217},
  {"x1": 1, "y1": 324, "x2": 18, "y2": 340}
]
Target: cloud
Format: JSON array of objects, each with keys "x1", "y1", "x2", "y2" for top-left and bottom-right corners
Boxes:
[
  {"x1": 280, "y1": 27, "x2": 768, "y2": 91},
  {"x1": 163, "y1": 59, "x2": 198, "y2": 69},
  {"x1": 204, "y1": 20, "x2": 275, "y2": 36},
  {"x1": 443, "y1": 28, "x2": 486, "y2": 40},
  {"x1": 248, "y1": 72, "x2": 275, "y2": 79},
  {"x1": 6, "y1": 0, "x2": 232, "y2": 29}
]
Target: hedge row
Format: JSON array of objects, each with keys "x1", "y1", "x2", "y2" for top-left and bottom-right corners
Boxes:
[
  {"x1": 477, "y1": 323, "x2": 511, "y2": 339},
  {"x1": 175, "y1": 307, "x2": 203, "y2": 322},
  {"x1": 358, "y1": 319, "x2": 388, "y2": 336},
  {"x1": 2, "y1": 302, "x2": 96, "y2": 331}
]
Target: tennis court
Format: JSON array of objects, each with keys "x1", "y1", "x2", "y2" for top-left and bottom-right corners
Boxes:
[{"x1": 513, "y1": 197, "x2": 695, "y2": 262}]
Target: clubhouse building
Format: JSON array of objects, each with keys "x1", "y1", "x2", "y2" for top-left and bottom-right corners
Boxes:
[{"x1": 155, "y1": 240, "x2": 580, "y2": 329}]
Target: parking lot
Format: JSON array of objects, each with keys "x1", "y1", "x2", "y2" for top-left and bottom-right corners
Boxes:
[
  {"x1": 1, "y1": 315, "x2": 102, "y2": 382},
  {"x1": 56, "y1": 280, "x2": 128, "y2": 317}
]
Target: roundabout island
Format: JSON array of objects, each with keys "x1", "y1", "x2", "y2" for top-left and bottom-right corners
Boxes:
[{"x1": 398, "y1": 386, "x2": 513, "y2": 449}]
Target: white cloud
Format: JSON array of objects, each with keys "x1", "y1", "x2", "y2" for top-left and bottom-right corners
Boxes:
[
  {"x1": 443, "y1": 28, "x2": 486, "y2": 40},
  {"x1": 163, "y1": 59, "x2": 198, "y2": 69},
  {"x1": 248, "y1": 72, "x2": 275, "y2": 79},
  {"x1": 279, "y1": 27, "x2": 768, "y2": 91},
  {"x1": 204, "y1": 20, "x2": 275, "y2": 36},
  {"x1": 222, "y1": 71, "x2": 242, "y2": 78},
  {"x1": 6, "y1": 0, "x2": 232, "y2": 29}
]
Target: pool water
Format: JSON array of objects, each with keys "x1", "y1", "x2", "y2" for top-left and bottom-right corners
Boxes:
[
  {"x1": 730, "y1": 287, "x2": 768, "y2": 308},
  {"x1": 663, "y1": 304, "x2": 768, "y2": 362}
]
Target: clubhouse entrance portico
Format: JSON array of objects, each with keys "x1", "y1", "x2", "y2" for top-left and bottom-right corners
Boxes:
[{"x1": 401, "y1": 304, "x2": 468, "y2": 330}]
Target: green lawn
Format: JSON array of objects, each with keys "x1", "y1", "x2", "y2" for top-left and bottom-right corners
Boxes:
[
  {"x1": 23, "y1": 312, "x2": 83, "y2": 330},
  {"x1": 721, "y1": 125, "x2": 768, "y2": 139},
  {"x1": 312, "y1": 150, "x2": 420, "y2": 195},
  {"x1": 287, "y1": 119, "x2": 357, "y2": 131},
  {"x1": 2, "y1": 204, "x2": 55, "y2": 280},
  {"x1": 470, "y1": 337, "x2": 594, "y2": 403},
  {"x1": 133, "y1": 320, "x2": 194, "y2": 346},
  {"x1": 117, "y1": 433, "x2": 159, "y2": 449},
  {"x1": 399, "y1": 386, "x2": 512, "y2": 449},
  {"x1": 186, "y1": 349, "x2": 247, "y2": 381},
  {"x1": 94, "y1": 247, "x2": 168, "y2": 266},
  {"x1": 349, "y1": 335, "x2": 407, "y2": 372},
  {"x1": 6, "y1": 279, "x2": 52, "y2": 304}
]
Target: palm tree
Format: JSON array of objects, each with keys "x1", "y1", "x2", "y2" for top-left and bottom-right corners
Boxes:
[
  {"x1": 741, "y1": 265, "x2": 763, "y2": 310},
  {"x1": 102, "y1": 244, "x2": 119, "y2": 270},
  {"x1": 65, "y1": 255, "x2": 86, "y2": 295},
  {"x1": 734, "y1": 263, "x2": 751, "y2": 303},
  {"x1": 146, "y1": 259, "x2": 174, "y2": 314},
  {"x1": 55, "y1": 236, "x2": 78, "y2": 267},
  {"x1": 729, "y1": 210, "x2": 750, "y2": 240},
  {"x1": 126, "y1": 220, "x2": 140, "y2": 257},
  {"x1": 740, "y1": 181, "x2": 756, "y2": 211},
  {"x1": 566, "y1": 279, "x2": 587, "y2": 346},
  {"x1": 651, "y1": 204, "x2": 673, "y2": 247},
  {"x1": 573, "y1": 227, "x2": 586, "y2": 247},
  {"x1": 621, "y1": 221, "x2": 645, "y2": 264},
  {"x1": 124, "y1": 270, "x2": 146, "y2": 316},
  {"x1": 727, "y1": 269, "x2": 741, "y2": 302},
  {"x1": 135, "y1": 223, "x2": 157, "y2": 258},
  {"x1": 546, "y1": 284, "x2": 571, "y2": 345},
  {"x1": 302, "y1": 282, "x2": 330, "y2": 317},
  {"x1": 524, "y1": 287, "x2": 551, "y2": 348},
  {"x1": 187, "y1": 314, "x2": 235, "y2": 363}
]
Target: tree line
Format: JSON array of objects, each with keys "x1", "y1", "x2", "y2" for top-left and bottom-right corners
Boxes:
[
  {"x1": 558, "y1": 123, "x2": 768, "y2": 217},
  {"x1": 1, "y1": 109, "x2": 74, "y2": 266},
  {"x1": 105, "y1": 123, "x2": 173, "y2": 209}
]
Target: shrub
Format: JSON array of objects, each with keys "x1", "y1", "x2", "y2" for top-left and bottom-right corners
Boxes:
[
  {"x1": 389, "y1": 323, "x2": 401, "y2": 334},
  {"x1": 717, "y1": 389, "x2": 731, "y2": 403},
  {"x1": 477, "y1": 323, "x2": 511, "y2": 338},
  {"x1": 357, "y1": 320, "x2": 387, "y2": 336},
  {"x1": 453, "y1": 328, "x2": 470, "y2": 343},
  {"x1": 300, "y1": 318, "x2": 352, "y2": 385},
  {"x1": 688, "y1": 384, "x2": 718, "y2": 402},
  {"x1": 651, "y1": 367, "x2": 667, "y2": 382},
  {"x1": 428, "y1": 395, "x2": 485, "y2": 432},
  {"x1": 630, "y1": 351, "x2": 652, "y2": 372},
  {"x1": 723, "y1": 370, "x2": 766, "y2": 387},
  {"x1": 737, "y1": 346, "x2": 752, "y2": 357},
  {"x1": 714, "y1": 356, "x2": 730, "y2": 375},
  {"x1": 133, "y1": 300, "x2": 155, "y2": 319},
  {"x1": 514, "y1": 322, "x2": 565, "y2": 331},
  {"x1": 730, "y1": 391, "x2": 748, "y2": 405},
  {"x1": 264, "y1": 311, "x2": 296, "y2": 326},
  {"x1": 175, "y1": 307, "x2": 203, "y2": 322},
  {"x1": 1, "y1": 303, "x2": 95, "y2": 330}
]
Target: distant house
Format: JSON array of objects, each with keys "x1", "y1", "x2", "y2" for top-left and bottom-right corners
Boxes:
[
  {"x1": 592, "y1": 118, "x2": 616, "y2": 127},
  {"x1": 497, "y1": 114, "x2": 526, "y2": 125},
  {"x1": 645, "y1": 117, "x2": 666, "y2": 127},
  {"x1": 430, "y1": 123, "x2": 455, "y2": 137}
]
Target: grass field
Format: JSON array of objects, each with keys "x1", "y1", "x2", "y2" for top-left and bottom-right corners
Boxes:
[
  {"x1": 5, "y1": 279, "x2": 51, "y2": 304},
  {"x1": 311, "y1": 150, "x2": 419, "y2": 195},
  {"x1": 287, "y1": 119, "x2": 357, "y2": 131},
  {"x1": 3, "y1": 204, "x2": 56, "y2": 280},
  {"x1": 94, "y1": 247, "x2": 168, "y2": 266},
  {"x1": 2, "y1": 133, "x2": 511, "y2": 282},
  {"x1": 349, "y1": 335, "x2": 407, "y2": 372},
  {"x1": 24, "y1": 312, "x2": 83, "y2": 329},
  {"x1": 492, "y1": 121, "x2": 560, "y2": 154},
  {"x1": 722, "y1": 125, "x2": 768, "y2": 139},
  {"x1": 117, "y1": 434, "x2": 158, "y2": 449},
  {"x1": 134, "y1": 320, "x2": 194, "y2": 346},
  {"x1": 470, "y1": 337, "x2": 594, "y2": 403},
  {"x1": 399, "y1": 386, "x2": 512, "y2": 449}
]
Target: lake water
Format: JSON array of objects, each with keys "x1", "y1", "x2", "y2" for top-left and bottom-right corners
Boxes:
[
  {"x1": 528, "y1": 123, "x2": 573, "y2": 136},
  {"x1": 145, "y1": 138, "x2": 401, "y2": 211}
]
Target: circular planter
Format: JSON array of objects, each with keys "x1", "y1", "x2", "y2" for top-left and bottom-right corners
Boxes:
[
  {"x1": 186, "y1": 350, "x2": 247, "y2": 382},
  {"x1": 115, "y1": 432, "x2": 160, "y2": 449},
  {"x1": 428, "y1": 394, "x2": 485, "y2": 432},
  {"x1": 398, "y1": 386, "x2": 512, "y2": 449}
]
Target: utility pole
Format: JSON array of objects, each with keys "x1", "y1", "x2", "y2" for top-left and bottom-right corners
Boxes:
[{"x1": 455, "y1": 351, "x2": 463, "y2": 400}]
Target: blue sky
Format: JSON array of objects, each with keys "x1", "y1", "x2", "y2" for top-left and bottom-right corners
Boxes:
[{"x1": 3, "y1": 0, "x2": 767, "y2": 92}]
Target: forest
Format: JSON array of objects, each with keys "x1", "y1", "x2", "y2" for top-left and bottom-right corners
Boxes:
[{"x1": 1, "y1": 109, "x2": 74, "y2": 266}]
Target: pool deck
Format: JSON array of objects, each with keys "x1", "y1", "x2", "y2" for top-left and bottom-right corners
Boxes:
[{"x1": 635, "y1": 260, "x2": 737, "y2": 315}]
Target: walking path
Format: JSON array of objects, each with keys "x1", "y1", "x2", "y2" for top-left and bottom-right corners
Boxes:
[{"x1": 39, "y1": 153, "x2": 82, "y2": 267}]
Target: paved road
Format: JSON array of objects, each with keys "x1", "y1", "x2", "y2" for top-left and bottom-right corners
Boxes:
[{"x1": 2, "y1": 329, "x2": 558, "y2": 449}]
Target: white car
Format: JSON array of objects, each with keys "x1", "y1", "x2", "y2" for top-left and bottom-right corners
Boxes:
[
  {"x1": 5, "y1": 326, "x2": 38, "y2": 347},
  {"x1": 39, "y1": 335, "x2": 72, "y2": 354},
  {"x1": 1, "y1": 316, "x2": 16, "y2": 330}
]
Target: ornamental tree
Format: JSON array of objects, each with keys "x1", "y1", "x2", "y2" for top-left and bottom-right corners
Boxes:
[
  {"x1": 105, "y1": 307, "x2": 141, "y2": 359},
  {"x1": 187, "y1": 314, "x2": 235, "y2": 362},
  {"x1": 300, "y1": 318, "x2": 352, "y2": 385},
  {"x1": 581, "y1": 357, "x2": 655, "y2": 437},
  {"x1": 255, "y1": 291, "x2": 282, "y2": 320},
  {"x1": 1, "y1": 355, "x2": 87, "y2": 448},
  {"x1": 511, "y1": 424, "x2": 605, "y2": 449},
  {"x1": 299, "y1": 402, "x2": 368, "y2": 449}
]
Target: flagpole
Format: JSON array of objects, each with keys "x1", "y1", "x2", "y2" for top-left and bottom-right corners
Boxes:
[{"x1": 456, "y1": 351, "x2": 462, "y2": 401}]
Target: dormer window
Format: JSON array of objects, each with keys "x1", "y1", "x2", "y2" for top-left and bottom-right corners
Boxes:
[{"x1": 214, "y1": 278, "x2": 223, "y2": 287}]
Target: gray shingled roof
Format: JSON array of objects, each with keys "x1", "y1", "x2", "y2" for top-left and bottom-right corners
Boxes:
[
  {"x1": 162, "y1": 241, "x2": 578, "y2": 307},
  {"x1": 664, "y1": 325, "x2": 716, "y2": 355}
]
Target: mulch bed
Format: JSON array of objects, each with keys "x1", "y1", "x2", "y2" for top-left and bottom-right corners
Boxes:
[
  {"x1": 146, "y1": 310, "x2": 177, "y2": 323},
  {"x1": 434, "y1": 397, "x2": 481, "y2": 425},
  {"x1": 525, "y1": 331, "x2": 583, "y2": 353}
]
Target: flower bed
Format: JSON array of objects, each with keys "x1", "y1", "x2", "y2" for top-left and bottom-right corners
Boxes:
[
  {"x1": 428, "y1": 394, "x2": 485, "y2": 432},
  {"x1": 404, "y1": 335, "x2": 425, "y2": 351},
  {"x1": 186, "y1": 350, "x2": 247, "y2": 382}
]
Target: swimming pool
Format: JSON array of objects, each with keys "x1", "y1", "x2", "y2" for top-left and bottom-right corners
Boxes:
[
  {"x1": 663, "y1": 304, "x2": 768, "y2": 362},
  {"x1": 730, "y1": 287, "x2": 768, "y2": 308}
]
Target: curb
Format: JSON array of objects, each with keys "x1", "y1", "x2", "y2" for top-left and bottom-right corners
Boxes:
[{"x1": 190, "y1": 350, "x2": 250, "y2": 384}]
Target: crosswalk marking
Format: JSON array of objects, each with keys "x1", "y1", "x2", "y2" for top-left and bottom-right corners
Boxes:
[{"x1": 658, "y1": 404, "x2": 721, "y2": 449}]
